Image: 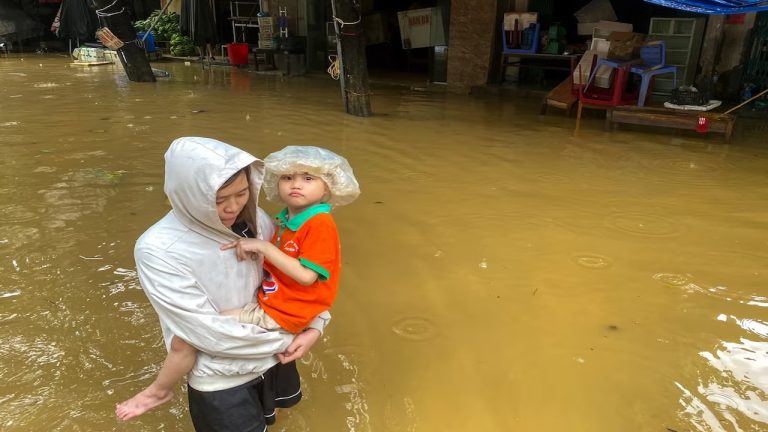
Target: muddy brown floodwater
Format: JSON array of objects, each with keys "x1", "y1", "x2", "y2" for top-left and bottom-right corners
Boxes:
[{"x1": 1, "y1": 55, "x2": 767, "y2": 432}]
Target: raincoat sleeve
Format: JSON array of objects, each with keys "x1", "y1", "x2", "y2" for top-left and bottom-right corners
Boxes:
[
  {"x1": 308, "y1": 311, "x2": 331, "y2": 334},
  {"x1": 135, "y1": 248, "x2": 291, "y2": 359}
]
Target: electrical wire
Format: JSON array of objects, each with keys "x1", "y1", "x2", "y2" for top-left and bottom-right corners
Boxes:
[{"x1": 95, "y1": 0, "x2": 125, "y2": 17}]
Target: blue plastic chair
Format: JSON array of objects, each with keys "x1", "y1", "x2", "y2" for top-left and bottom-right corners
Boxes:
[
  {"x1": 631, "y1": 40, "x2": 676, "y2": 107},
  {"x1": 501, "y1": 23, "x2": 540, "y2": 54}
]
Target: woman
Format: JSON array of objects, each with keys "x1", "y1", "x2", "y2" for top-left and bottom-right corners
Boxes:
[{"x1": 127, "y1": 137, "x2": 329, "y2": 430}]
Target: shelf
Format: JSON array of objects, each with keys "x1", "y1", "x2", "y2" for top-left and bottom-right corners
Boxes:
[
  {"x1": 648, "y1": 17, "x2": 704, "y2": 94},
  {"x1": 230, "y1": 1, "x2": 261, "y2": 42}
]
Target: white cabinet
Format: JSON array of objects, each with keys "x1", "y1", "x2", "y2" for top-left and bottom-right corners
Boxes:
[{"x1": 648, "y1": 17, "x2": 705, "y2": 94}]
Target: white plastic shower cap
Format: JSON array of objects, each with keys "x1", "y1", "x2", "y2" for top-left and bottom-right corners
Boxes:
[{"x1": 262, "y1": 145, "x2": 361, "y2": 207}]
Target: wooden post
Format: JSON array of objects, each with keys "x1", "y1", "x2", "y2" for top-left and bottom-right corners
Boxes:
[
  {"x1": 93, "y1": 0, "x2": 156, "y2": 82},
  {"x1": 331, "y1": 0, "x2": 372, "y2": 117},
  {"x1": 696, "y1": 15, "x2": 725, "y2": 89}
]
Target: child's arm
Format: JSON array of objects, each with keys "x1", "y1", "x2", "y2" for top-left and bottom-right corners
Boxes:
[{"x1": 221, "y1": 239, "x2": 319, "y2": 286}]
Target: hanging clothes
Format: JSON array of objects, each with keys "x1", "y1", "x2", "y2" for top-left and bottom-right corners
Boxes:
[
  {"x1": 56, "y1": 0, "x2": 99, "y2": 40},
  {"x1": 181, "y1": 0, "x2": 218, "y2": 46}
]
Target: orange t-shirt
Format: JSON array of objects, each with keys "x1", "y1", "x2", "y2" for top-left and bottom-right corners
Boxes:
[{"x1": 258, "y1": 204, "x2": 340, "y2": 333}]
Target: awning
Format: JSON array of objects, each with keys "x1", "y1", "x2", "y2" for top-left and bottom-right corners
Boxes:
[{"x1": 644, "y1": 1, "x2": 768, "y2": 14}]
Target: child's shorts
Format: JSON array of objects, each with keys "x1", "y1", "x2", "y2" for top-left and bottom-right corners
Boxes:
[{"x1": 239, "y1": 302, "x2": 282, "y2": 331}]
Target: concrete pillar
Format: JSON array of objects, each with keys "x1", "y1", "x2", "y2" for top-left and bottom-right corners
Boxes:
[{"x1": 446, "y1": 0, "x2": 499, "y2": 93}]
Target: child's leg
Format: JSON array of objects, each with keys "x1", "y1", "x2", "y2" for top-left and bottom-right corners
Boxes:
[
  {"x1": 236, "y1": 302, "x2": 282, "y2": 330},
  {"x1": 220, "y1": 307, "x2": 243, "y2": 318},
  {"x1": 115, "y1": 336, "x2": 197, "y2": 421}
]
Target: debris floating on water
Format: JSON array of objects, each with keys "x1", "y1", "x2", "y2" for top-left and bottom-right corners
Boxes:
[{"x1": 79, "y1": 255, "x2": 103, "y2": 260}]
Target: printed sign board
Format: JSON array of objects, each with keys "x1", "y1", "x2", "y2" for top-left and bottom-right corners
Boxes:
[{"x1": 397, "y1": 7, "x2": 445, "y2": 49}]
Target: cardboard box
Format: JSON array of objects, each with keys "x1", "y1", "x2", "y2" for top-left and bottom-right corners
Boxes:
[
  {"x1": 607, "y1": 31, "x2": 645, "y2": 61},
  {"x1": 574, "y1": 0, "x2": 617, "y2": 23},
  {"x1": 584, "y1": 20, "x2": 633, "y2": 38},
  {"x1": 578, "y1": 21, "x2": 632, "y2": 37},
  {"x1": 590, "y1": 37, "x2": 610, "y2": 53},
  {"x1": 577, "y1": 22, "x2": 599, "y2": 36},
  {"x1": 573, "y1": 48, "x2": 613, "y2": 89}
]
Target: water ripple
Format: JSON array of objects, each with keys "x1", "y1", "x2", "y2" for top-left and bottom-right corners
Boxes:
[
  {"x1": 625, "y1": 151, "x2": 762, "y2": 186},
  {"x1": 653, "y1": 273, "x2": 692, "y2": 287},
  {"x1": 704, "y1": 391, "x2": 740, "y2": 411},
  {"x1": 572, "y1": 253, "x2": 613, "y2": 269},
  {"x1": 606, "y1": 212, "x2": 681, "y2": 237},
  {"x1": 0, "y1": 226, "x2": 41, "y2": 247},
  {"x1": 737, "y1": 318, "x2": 768, "y2": 338},
  {"x1": 0, "y1": 204, "x2": 39, "y2": 223},
  {"x1": 391, "y1": 317, "x2": 438, "y2": 341}
]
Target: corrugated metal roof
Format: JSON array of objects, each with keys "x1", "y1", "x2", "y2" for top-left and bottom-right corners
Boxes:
[{"x1": 645, "y1": 0, "x2": 768, "y2": 14}]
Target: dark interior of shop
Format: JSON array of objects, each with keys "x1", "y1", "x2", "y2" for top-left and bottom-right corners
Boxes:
[{"x1": 0, "y1": 0, "x2": 709, "y2": 84}]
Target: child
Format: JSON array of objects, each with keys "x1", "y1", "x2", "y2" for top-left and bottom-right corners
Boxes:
[{"x1": 116, "y1": 145, "x2": 360, "y2": 421}]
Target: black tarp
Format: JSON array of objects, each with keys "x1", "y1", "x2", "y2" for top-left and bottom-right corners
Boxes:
[
  {"x1": 181, "y1": 0, "x2": 218, "y2": 46},
  {"x1": 56, "y1": 0, "x2": 99, "y2": 40}
]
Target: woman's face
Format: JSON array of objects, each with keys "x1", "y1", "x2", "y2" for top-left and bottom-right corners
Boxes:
[{"x1": 216, "y1": 172, "x2": 250, "y2": 227}]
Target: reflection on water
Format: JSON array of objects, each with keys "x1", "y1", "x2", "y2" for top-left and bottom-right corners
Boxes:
[
  {"x1": 677, "y1": 334, "x2": 768, "y2": 432},
  {"x1": 1, "y1": 55, "x2": 767, "y2": 431}
]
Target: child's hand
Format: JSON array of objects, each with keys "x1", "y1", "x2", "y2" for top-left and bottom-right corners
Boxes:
[{"x1": 220, "y1": 239, "x2": 265, "y2": 261}]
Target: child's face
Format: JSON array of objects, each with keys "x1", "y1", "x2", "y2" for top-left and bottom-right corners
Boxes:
[
  {"x1": 277, "y1": 172, "x2": 329, "y2": 214},
  {"x1": 216, "y1": 172, "x2": 250, "y2": 227}
]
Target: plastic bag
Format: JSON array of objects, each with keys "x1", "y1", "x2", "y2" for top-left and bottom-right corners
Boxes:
[{"x1": 262, "y1": 146, "x2": 360, "y2": 207}]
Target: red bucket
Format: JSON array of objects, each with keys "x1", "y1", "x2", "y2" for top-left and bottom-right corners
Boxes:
[{"x1": 227, "y1": 43, "x2": 249, "y2": 65}]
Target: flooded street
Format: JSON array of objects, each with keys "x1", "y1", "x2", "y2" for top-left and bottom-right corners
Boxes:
[{"x1": 1, "y1": 55, "x2": 767, "y2": 432}]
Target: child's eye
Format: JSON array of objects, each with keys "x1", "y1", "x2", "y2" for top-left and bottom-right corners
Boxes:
[
  {"x1": 280, "y1": 175, "x2": 292, "y2": 181},
  {"x1": 304, "y1": 176, "x2": 314, "y2": 181}
]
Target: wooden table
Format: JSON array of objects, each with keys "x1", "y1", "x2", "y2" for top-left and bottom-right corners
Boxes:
[
  {"x1": 606, "y1": 106, "x2": 735, "y2": 143},
  {"x1": 501, "y1": 52, "x2": 581, "y2": 83}
]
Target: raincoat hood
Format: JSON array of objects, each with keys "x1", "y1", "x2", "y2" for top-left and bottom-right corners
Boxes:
[{"x1": 164, "y1": 137, "x2": 264, "y2": 243}]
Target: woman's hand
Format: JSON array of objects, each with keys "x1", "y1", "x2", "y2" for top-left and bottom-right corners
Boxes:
[{"x1": 277, "y1": 328, "x2": 321, "y2": 364}]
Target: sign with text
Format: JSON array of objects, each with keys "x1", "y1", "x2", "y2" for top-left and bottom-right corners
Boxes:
[{"x1": 397, "y1": 7, "x2": 446, "y2": 49}]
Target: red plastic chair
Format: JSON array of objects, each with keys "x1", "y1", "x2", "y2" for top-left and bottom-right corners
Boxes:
[{"x1": 574, "y1": 56, "x2": 638, "y2": 134}]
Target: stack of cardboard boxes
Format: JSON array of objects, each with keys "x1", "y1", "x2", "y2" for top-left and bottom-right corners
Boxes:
[
  {"x1": 258, "y1": 17, "x2": 275, "y2": 49},
  {"x1": 572, "y1": 0, "x2": 644, "y2": 89}
]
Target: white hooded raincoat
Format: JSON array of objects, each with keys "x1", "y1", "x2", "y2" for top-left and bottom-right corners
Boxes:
[{"x1": 135, "y1": 137, "x2": 328, "y2": 392}]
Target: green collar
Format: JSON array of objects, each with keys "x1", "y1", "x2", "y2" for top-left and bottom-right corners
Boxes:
[{"x1": 276, "y1": 203, "x2": 332, "y2": 231}]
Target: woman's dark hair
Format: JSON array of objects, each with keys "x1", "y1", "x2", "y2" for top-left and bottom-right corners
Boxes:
[{"x1": 220, "y1": 166, "x2": 250, "y2": 189}]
